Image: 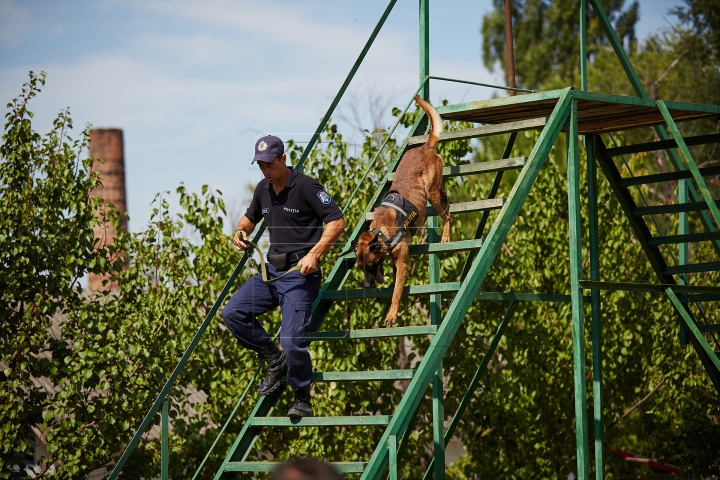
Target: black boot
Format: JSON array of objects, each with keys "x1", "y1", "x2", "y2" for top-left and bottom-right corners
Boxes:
[
  {"x1": 257, "y1": 342, "x2": 286, "y2": 396},
  {"x1": 287, "y1": 386, "x2": 313, "y2": 417}
]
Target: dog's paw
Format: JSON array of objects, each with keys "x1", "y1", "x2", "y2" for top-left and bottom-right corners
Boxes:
[
  {"x1": 441, "y1": 234, "x2": 451, "y2": 243},
  {"x1": 383, "y1": 315, "x2": 397, "y2": 327}
]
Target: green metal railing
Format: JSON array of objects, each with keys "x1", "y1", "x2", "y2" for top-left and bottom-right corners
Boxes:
[
  {"x1": 106, "y1": 0, "x2": 400, "y2": 477},
  {"x1": 427, "y1": 75, "x2": 535, "y2": 93},
  {"x1": 106, "y1": 1, "x2": 720, "y2": 479}
]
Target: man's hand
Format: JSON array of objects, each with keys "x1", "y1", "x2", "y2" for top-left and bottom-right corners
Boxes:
[
  {"x1": 297, "y1": 252, "x2": 320, "y2": 274},
  {"x1": 233, "y1": 229, "x2": 250, "y2": 252}
]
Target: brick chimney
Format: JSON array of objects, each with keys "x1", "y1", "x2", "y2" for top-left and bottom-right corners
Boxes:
[{"x1": 88, "y1": 128, "x2": 127, "y2": 291}]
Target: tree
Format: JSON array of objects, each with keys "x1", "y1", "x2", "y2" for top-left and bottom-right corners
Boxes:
[
  {"x1": 4, "y1": 20, "x2": 719, "y2": 474},
  {"x1": 0, "y1": 72, "x2": 120, "y2": 477},
  {"x1": 481, "y1": 0, "x2": 639, "y2": 90}
]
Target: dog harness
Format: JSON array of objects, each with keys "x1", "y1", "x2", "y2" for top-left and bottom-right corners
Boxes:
[{"x1": 370, "y1": 190, "x2": 420, "y2": 251}]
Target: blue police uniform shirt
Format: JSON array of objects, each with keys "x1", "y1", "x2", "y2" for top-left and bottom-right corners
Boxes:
[{"x1": 245, "y1": 167, "x2": 343, "y2": 255}]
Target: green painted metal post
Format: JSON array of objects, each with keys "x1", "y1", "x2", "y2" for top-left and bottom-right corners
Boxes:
[
  {"x1": 567, "y1": 96, "x2": 590, "y2": 480},
  {"x1": 419, "y1": 0, "x2": 430, "y2": 101},
  {"x1": 388, "y1": 434, "x2": 398, "y2": 480},
  {"x1": 586, "y1": 135, "x2": 604, "y2": 479},
  {"x1": 420, "y1": 2, "x2": 445, "y2": 478},
  {"x1": 162, "y1": 399, "x2": 169, "y2": 480},
  {"x1": 581, "y1": 3, "x2": 600, "y2": 471},
  {"x1": 580, "y1": 0, "x2": 587, "y2": 91},
  {"x1": 679, "y1": 179, "x2": 689, "y2": 344}
]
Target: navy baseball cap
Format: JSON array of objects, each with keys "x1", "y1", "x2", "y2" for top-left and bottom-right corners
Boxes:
[{"x1": 253, "y1": 135, "x2": 284, "y2": 163}]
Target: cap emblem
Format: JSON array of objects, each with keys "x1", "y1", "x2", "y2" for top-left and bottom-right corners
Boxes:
[{"x1": 258, "y1": 141, "x2": 268, "y2": 151}]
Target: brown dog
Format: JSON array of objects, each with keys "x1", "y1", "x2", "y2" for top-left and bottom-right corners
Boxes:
[{"x1": 356, "y1": 96, "x2": 450, "y2": 326}]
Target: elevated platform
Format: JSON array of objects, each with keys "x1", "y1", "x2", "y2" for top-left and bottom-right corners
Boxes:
[{"x1": 437, "y1": 89, "x2": 720, "y2": 134}]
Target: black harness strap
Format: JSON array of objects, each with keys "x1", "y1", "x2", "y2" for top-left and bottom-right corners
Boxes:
[{"x1": 370, "y1": 190, "x2": 420, "y2": 251}]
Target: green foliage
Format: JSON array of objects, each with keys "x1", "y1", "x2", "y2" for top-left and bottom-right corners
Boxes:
[
  {"x1": 4, "y1": 5, "x2": 720, "y2": 475},
  {"x1": 439, "y1": 141, "x2": 719, "y2": 478},
  {"x1": 0, "y1": 71, "x2": 118, "y2": 477},
  {"x1": 672, "y1": 0, "x2": 720, "y2": 59},
  {"x1": 481, "y1": 0, "x2": 639, "y2": 89}
]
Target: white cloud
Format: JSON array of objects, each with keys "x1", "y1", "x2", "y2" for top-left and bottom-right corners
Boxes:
[
  {"x1": 133, "y1": 0, "x2": 406, "y2": 58},
  {"x1": 133, "y1": 33, "x2": 245, "y2": 65},
  {"x1": 0, "y1": 0, "x2": 504, "y2": 229}
]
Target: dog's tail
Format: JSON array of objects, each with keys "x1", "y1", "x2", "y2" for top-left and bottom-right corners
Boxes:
[{"x1": 414, "y1": 96, "x2": 443, "y2": 149}]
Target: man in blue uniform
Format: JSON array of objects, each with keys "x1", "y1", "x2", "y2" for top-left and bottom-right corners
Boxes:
[{"x1": 222, "y1": 135, "x2": 345, "y2": 417}]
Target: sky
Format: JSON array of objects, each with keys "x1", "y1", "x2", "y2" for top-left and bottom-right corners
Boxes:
[{"x1": 0, "y1": 0, "x2": 685, "y2": 232}]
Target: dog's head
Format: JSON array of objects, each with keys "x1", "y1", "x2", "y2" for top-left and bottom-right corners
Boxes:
[{"x1": 356, "y1": 231, "x2": 388, "y2": 288}]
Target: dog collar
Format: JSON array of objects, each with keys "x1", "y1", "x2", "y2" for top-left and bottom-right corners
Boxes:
[{"x1": 371, "y1": 190, "x2": 420, "y2": 251}]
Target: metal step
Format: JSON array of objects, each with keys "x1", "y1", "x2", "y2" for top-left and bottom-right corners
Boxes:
[
  {"x1": 365, "y1": 198, "x2": 504, "y2": 221},
  {"x1": 306, "y1": 325, "x2": 437, "y2": 341},
  {"x1": 665, "y1": 261, "x2": 720, "y2": 275},
  {"x1": 339, "y1": 239, "x2": 483, "y2": 262},
  {"x1": 699, "y1": 325, "x2": 720, "y2": 333},
  {"x1": 322, "y1": 282, "x2": 460, "y2": 301},
  {"x1": 617, "y1": 165, "x2": 720, "y2": 187},
  {"x1": 649, "y1": 231, "x2": 720, "y2": 245},
  {"x1": 386, "y1": 157, "x2": 526, "y2": 182},
  {"x1": 224, "y1": 462, "x2": 367, "y2": 473},
  {"x1": 407, "y1": 117, "x2": 547, "y2": 146},
  {"x1": 634, "y1": 200, "x2": 720, "y2": 216},
  {"x1": 604, "y1": 132, "x2": 720, "y2": 157},
  {"x1": 683, "y1": 294, "x2": 720, "y2": 303},
  {"x1": 290, "y1": 370, "x2": 415, "y2": 382},
  {"x1": 247, "y1": 416, "x2": 391, "y2": 427}
]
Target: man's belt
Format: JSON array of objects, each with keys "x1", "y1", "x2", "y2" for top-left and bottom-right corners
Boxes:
[
  {"x1": 241, "y1": 241, "x2": 354, "y2": 285},
  {"x1": 267, "y1": 250, "x2": 309, "y2": 271},
  {"x1": 288, "y1": 250, "x2": 309, "y2": 264}
]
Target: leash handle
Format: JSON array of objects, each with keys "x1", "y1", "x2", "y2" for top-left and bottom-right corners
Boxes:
[
  {"x1": 240, "y1": 240, "x2": 302, "y2": 284},
  {"x1": 238, "y1": 240, "x2": 357, "y2": 284}
]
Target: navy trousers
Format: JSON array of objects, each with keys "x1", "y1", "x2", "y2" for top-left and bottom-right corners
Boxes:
[{"x1": 221, "y1": 262, "x2": 321, "y2": 391}]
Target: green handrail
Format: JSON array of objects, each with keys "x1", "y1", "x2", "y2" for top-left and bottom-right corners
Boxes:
[
  {"x1": 106, "y1": 0, "x2": 398, "y2": 477},
  {"x1": 428, "y1": 75, "x2": 536, "y2": 93},
  {"x1": 190, "y1": 351, "x2": 267, "y2": 480}
]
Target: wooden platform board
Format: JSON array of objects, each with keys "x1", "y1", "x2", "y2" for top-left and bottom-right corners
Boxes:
[{"x1": 437, "y1": 89, "x2": 720, "y2": 134}]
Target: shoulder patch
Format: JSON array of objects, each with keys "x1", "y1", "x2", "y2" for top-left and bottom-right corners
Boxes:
[{"x1": 317, "y1": 190, "x2": 332, "y2": 205}]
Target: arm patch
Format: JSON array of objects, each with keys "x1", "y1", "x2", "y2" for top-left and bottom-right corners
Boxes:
[{"x1": 317, "y1": 190, "x2": 332, "y2": 205}]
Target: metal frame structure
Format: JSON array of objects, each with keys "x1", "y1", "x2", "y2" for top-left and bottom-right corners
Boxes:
[{"x1": 108, "y1": 1, "x2": 720, "y2": 479}]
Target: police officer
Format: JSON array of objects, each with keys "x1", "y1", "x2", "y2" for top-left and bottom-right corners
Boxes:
[{"x1": 222, "y1": 135, "x2": 346, "y2": 417}]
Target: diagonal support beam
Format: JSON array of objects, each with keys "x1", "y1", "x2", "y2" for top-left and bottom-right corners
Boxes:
[
  {"x1": 588, "y1": 0, "x2": 720, "y2": 256},
  {"x1": 657, "y1": 100, "x2": 720, "y2": 229},
  {"x1": 360, "y1": 87, "x2": 573, "y2": 480},
  {"x1": 596, "y1": 141, "x2": 673, "y2": 283},
  {"x1": 665, "y1": 289, "x2": 720, "y2": 393},
  {"x1": 421, "y1": 302, "x2": 518, "y2": 480}
]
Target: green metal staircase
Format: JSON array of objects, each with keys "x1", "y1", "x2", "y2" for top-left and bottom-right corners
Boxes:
[
  {"x1": 210, "y1": 87, "x2": 720, "y2": 480},
  {"x1": 211, "y1": 89, "x2": 571, "y2": 479},
  {"x1": 593, "y1": 129, "x2": 720, "y2": 393},
  {"x1": 105, "y1": 1, "x2": 720, "y2": 479}
]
